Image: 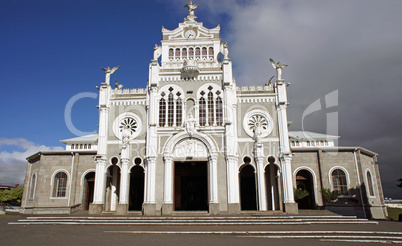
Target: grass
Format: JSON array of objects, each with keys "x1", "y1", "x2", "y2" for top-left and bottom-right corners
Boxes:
[
  {"x1": 0, "y1": 215, "x2": 21, "y2": 219},
  {"x1": 387, "y1": 207, "x2": 402, "y2": 221}
]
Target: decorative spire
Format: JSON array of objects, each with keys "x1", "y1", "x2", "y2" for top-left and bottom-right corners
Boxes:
[{"x1": 185, "y1": 0, "x2": 199, "y2": 22}]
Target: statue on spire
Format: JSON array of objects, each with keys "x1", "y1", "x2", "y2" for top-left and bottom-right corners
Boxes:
[{"x1": 185, "y1": 0, "x2": 199, "y2": 22}]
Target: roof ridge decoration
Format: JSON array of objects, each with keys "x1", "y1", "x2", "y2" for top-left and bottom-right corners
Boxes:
[{"x1": 184, "y1": 0, "x2": 199, "y2": 22}]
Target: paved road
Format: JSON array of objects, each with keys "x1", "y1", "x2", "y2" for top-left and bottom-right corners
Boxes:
[{"x1": 2, "y1": 215, "x2": 402, "y2": 246}]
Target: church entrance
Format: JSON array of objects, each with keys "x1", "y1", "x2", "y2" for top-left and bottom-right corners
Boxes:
[
  {"x1": 296, "y1": 170, "x2": 315, "y2": 209},
  {"x1": 240, "y1": 165, "x2": 258, "y2": 210},
  {"x1": 174, "y1": 161, "x2": 208, "y2": 211},
  {"x1": 105, "y1": 162, "x2": 120, "y2": 212},
  {"x1": 83, "y1": 172, "x2": 95, "y2": 210},
  {"x1": 129, "y1": 165, "x2": 144, "y2": 211}
]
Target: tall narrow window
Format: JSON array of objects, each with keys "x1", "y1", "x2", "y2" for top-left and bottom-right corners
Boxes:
[
  {"x1": 175, "y1": 48, "x2": 180, "y2": 59},
  {"x1": 367, "y1": 171, "x2": 375, "y2": 196},
  {"x1": 202, "y1": 47, "x2": 207, "y2": 56},
  {"x1": 53, "y1": 172, "x2": 67, "y2": 197},
  {"x1": 199, "y1": 97, "x2": 206, "y2": 126},
  {"x1": 332, "y1": 169, "x2": 348, "y2": 195},
  {"x1": 159, "y1": 94, "x2": 166, "y2": 127},
  {"x1": 168, "y1": 89, "x2": 174, "y2": 126},
  {"x1": 195, "y1": 47, "x2": 200, "y2": 57},
  {"x1": 208, "y1": 91, "x2": 214, "y2": 125},
  {"x1": 176, "y1": 93, "x2": 182, "y2": 126},
  {"x1": 182, "y1": 48, "x2": 187, "y2": 59},
  {"x1": 216, "y1": 95, "x2": 223, "y2": 126},
  {"x1": 169, "y1": 48, "x2": 174, "y2": 59},
  {"x1": 29, "y1": 174, "x2": 36, "y2": 200},
  {"x1": 209, "y1": 47, "x2": 214, "y2": 58},
  {"x1": 189, "y1": 47, "x2": 194, "y2": 57}
]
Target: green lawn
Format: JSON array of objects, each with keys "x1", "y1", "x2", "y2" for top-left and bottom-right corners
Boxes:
[{"x1": 387, "y1": 207, "x2": 402, "y2": 221}]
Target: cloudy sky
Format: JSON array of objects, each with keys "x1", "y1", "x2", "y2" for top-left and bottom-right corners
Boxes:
[{"x1": 1, "y1": 0, "x2": 401, "y2": 198}]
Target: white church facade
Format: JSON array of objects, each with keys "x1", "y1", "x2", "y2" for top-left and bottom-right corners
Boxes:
[{"x1": 21, "y1": 2, "x2": 387, "y2": 219}]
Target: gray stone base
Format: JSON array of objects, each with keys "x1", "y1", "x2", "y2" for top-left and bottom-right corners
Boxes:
[
  {"x1": 143, "y1": 203, "x2": 157, "y2": 216},
  {"x1": 161, "y1": 203, "x2": 173, "y2": 215},
  {"x1": 227, "y1": 203, "x2": 241, "y2": 215},
  {"x1": 209, "y1": 203, "x2": 220, "y2": 215},
  {"x1": 284, "y1": 202, "x2": 298, "y2": 214},
  {"x1": 116, "y1": 204, "x2": 128, "y2": 215},
  {"x1": 89, "y1": 204, "x2": 103, "y2": 215}
]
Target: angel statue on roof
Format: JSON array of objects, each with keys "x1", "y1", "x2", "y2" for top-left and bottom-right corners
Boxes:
[{"x1": 185, "y1": 0, "x2": 199, "y2": 21}]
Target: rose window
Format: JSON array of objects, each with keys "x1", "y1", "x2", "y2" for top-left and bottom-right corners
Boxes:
[
  {"x1": 120, "y1": 117, "x2": 138, "y2": 135},
  {"x1": 248, "y1": 114, "x2": 269, "y2": 133},
  {"x1": 113, "y1": 113, "x2": 142, "y2": 140},
  {"x1": 243, "y1": 110, "x2": 274, "y2": 138}
]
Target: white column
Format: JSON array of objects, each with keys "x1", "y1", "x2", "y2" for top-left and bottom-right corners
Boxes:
[
  {"x1": 119, "y1": 158, "x2": 129, "y2": 204},
  {"x1": 110, "y1": 165, "x2": 118, "y2": 211},
  {"x1": 255, "y1": 155, "x2": 267, "y2": 211},
  {"x1": 269, "y1": 163, "x2": 276, "y2": 210},
  {"x1": 93, "y1": 158, "x2": 106, "y2": 204},
  {"x1": 208, "y1": 154, "x2": 219, "y2": 203},
  {"x1": 163, "y1": 155, "x2": 174, "y2": 204},
  {"x1": 226, "y1": 156, "x2": 239, "y2": 204},
  {"x1": 281, "y1": 155, "x2": 295, "y2": 203},
  {"x1": 144, "y1": 157, "x2": 156, "y2": 203}
]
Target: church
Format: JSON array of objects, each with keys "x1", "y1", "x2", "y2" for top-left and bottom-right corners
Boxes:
[{"x1": 21, "y1": 1, "x2": 387, "y2": 219}]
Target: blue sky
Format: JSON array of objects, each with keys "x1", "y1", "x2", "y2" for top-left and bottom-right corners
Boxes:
[{"x1": 1, "y1": 0, "x2": 402, "y2": 198}]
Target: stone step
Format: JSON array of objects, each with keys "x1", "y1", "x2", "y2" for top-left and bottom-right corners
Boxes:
[{"x1": 9, "y1": 215, "x2": 378, "y2": 225}]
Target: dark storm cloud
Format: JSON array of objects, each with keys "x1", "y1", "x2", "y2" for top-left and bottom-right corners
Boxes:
[{"x1": 195, "y1": 0, "x2": 402, "y2": 198}]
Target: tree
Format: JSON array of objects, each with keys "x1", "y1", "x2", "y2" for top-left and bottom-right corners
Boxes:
[
  {"x1": 321, "y1": 188, "x2": 339, "y2": 203},
  {"x1": 294, "y1": 188, "x2": 310, "y2": 201},
  {"x1": 0, "y1": 187, "x2": 24, "y2": 205}
]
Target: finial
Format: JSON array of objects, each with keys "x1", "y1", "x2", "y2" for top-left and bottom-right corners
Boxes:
[{"x1": 185, "y1": 0, "x2": 199, "y2": 22}]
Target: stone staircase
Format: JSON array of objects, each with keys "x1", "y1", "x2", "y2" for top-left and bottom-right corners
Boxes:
[{"x1": 9, "y1": 215, "x2": 378, "y2": 226}]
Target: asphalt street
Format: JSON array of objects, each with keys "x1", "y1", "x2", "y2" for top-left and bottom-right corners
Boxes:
[{"x1": 2, "y1": 215, "x2": 402, "y2": 246}]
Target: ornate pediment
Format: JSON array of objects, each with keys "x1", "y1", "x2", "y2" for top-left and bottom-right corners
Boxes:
[{"x1": 173, "y1": 139, "x2": 208, "y2": 159}]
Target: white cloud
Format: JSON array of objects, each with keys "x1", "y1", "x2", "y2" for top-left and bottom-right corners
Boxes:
[{"x1": 0, "y1": 138, "x2": 63, "y2": 186}]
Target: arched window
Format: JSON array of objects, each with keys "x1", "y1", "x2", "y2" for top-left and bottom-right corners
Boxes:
[
  {"x1": 168, "y1": 90, "x2": 174, "y2": 126},
  {"x1": 195, "y1": 47, "x2": 200, "y2": 57},
  {"x1": 199, "y1": 97, "x2": 206, "y2": 126},
  {"x1": 29, "y1": 174, "x2": 36, "y2": 200},
  {"x1": 80, "y1": 144, "x2": 83, "y2": 149},
  {"x1": 331, "y1": 169, "x2": 348, "y2": 195},
  {"x1": 71, "y1": 144, "x2": 74, "y2": 149},
  {"x1": 84, "y1": 144, "x2": 87, "y2": 149},
  {"x1": 202, "y1": 47, "x2": 207, "y2": 56},
  {"x1": 159, "y1": 97, "x2": 166, "y2": 127},
  {"x1": 209, "y1": 47, "x2": 214, "y2": 58},
  {"x1": 189, "y1": 47, "x2": 194, "y2": 57},
  {"x1": 53, "y1": 172, "x2": 68, "y2": 197},
  {"x1": 367, "y1": 171, "x2": 375, "y2": 197},
  {"x1": 169, "y1": 48, "x2": 174, "y2": 59},
  {"x1": 216, "y1": 96, "x2": 223, "y2": 126},
  {"x1": 176, "y1": 95, "x2": 182, "y2": 126},
  {"x1": 175, "y1": 48, "x2": 180, "y2": 58},
  {"x1": 182, "y1": 48, "x2": 187, "y2": 59},
  {"x1": 307, "y1": 141, "x2": 310, "y2": 146},
  {"x1": 88, "y1": 144, "x2": 91, "y2": 149},
  {"x1": 208, "y1": 91, "x2": 214, "y2": 125}
]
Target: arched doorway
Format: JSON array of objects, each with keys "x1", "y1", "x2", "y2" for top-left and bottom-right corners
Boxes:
[
  {"x1": 239, "y1": 165, "x2": 257, "y2": 210},
  {"x1": 83, "y1": 172, "x2": 95, "y2": 210},
  {"x1": 129, "y1": 164, "x2": 144, "y2": 211},
  {"x1": 295, "y1": 170, "x2": 315, "y2": 209},
  {"x1": 174, "y1": 161, "x2": 208, "y2": 211},
  {"x1": 105, "y1": 158, "x2": 121, "y2": 212},
  {"x1": 265, "y1": 164, "x2": 280, "y2": 210}
]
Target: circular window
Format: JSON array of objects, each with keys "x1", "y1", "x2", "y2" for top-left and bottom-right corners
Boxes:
[
  {"x1": 113, "y1": 112, "x2": 142, "y2": 140},
  {"x1": 134, "y1": 157, "x2": 142, "y2": 165},
  {"x1": 243, "y1": 110, "x2": 274, "y2": 138},
  {"x1": 243, "y1": 156, "x2": 251, "y2": 164}
]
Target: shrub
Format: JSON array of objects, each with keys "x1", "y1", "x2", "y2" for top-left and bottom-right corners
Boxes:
[
  {"x1": 321, "y1": 188, "x2": 339, "y2": 203},
  {"x1": 294, "y1": 188, "x2": 309, "y2": 201}
]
